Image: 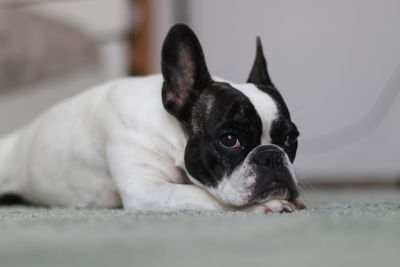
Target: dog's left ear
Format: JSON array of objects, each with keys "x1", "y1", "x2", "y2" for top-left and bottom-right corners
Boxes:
[
  {"x1": 247, "y1": 37, "x2": 274, "y2": 87},
  {"x1": 161, "y1": 24, "x2": 212, "y2": 121}
]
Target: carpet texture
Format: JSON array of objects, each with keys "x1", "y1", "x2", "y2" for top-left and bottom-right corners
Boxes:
[{"x1": 0, "y1": 188, "x2": 399, "y2": 267}]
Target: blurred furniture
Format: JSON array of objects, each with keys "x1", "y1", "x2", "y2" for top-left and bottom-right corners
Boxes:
[
  {"x1": 129, "y1": 0, "x2": 153, "y2": 75},
  {"x1": 0, "y1": 9, "x2": 101, "y2": 93},
  {"x1": 0, "y1": 0, "x2": 132, "y2": 135}
]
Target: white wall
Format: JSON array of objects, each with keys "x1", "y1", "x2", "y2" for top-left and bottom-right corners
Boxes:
[{"x1": 153, "y1": 0, "x2": 400, "y2": 180}]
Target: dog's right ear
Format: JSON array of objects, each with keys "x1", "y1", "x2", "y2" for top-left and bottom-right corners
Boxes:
[{"x1": 161, "y1": 24, "x2": 212, "y2": 121}]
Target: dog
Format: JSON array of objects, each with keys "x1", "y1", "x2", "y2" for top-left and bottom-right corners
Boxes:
[{"x1": 0, "y1": 24, "x2": 305, "y2": 213}]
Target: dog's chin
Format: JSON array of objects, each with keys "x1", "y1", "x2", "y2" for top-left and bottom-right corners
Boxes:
[
  {"x1": 253, "y1": 187, "x2": 291, "y2": 205},
  {"x1": 207, "y1": 176, "x2": 295, "y2": 208}
]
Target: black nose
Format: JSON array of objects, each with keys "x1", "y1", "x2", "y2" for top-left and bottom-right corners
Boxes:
[{"x1": 252, "y1": 145, "x2": 285, "y2": 172}]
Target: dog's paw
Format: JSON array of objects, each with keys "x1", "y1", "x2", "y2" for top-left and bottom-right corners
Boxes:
[
  {"x1": 241, "y1": 199, "x2": 306, "y2": 214},
  {"x1": 292, "y1": 198, "x2": 307, "y2": 210},
  {"x1": 263, "y1": 199, "x2": 296, "y2": 213}
]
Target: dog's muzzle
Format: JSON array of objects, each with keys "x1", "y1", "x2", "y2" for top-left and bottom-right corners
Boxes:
[
  {"x1": 250, "y1": 145, "x2": 299, "y2": 202},
  {"x1": 208, "y1": 145, "x2": 299, "y2": 208}
]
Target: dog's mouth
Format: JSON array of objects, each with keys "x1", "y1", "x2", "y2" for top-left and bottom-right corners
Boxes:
[
  {"x1": 252, "y1": 181, "x2": 292, "y2": 204},
  {"x1": 251, "y1": 183, "x2": 306, "y2": 210}
]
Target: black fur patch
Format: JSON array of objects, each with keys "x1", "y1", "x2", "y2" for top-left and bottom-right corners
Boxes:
[{"x1": 184, "y1": 82, "x2": 263, "y2": 187}]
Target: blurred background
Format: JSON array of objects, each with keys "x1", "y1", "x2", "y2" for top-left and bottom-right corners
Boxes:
[{"x1": 0, "y1": 0, "x2": 399, "y2": 186}]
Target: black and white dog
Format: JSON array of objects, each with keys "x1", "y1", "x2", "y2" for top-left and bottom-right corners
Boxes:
[{"x1": 0, "y1": 24, "x2": 305, "y2": 213}]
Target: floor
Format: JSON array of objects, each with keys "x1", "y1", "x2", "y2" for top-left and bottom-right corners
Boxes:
[{"x1": 0, "y1": 188, "x2": 399, "y2": 267}]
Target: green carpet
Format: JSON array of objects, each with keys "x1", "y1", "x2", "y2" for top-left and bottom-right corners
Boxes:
[{"x1": 0, "y1": 188, "x2": 399, "y2": 267}]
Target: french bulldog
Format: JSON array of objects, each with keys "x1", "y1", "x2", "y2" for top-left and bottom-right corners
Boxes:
[{"x1": 0, "y1": 24, "x2": 304, "y2": 213}]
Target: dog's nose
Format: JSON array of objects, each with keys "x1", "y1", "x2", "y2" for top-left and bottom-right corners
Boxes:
[{"x1": 252, "y1": 145, "x2": 285, "y2": 172}]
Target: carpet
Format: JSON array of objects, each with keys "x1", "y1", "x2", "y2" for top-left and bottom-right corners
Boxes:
[{"x1": 0, "y1": 188, "x2": 399, "y2": 267}]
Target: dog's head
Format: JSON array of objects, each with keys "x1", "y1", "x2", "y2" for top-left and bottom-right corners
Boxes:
[{"x1": 161, "y1": 24, "x2": 300, "y2": 207}]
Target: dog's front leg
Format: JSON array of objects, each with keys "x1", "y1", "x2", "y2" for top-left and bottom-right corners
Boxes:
[
  {"x1": 107, "y1": 144, "x2": 225, "y2": 212},
  {"x1": 117, "y1": 177, "x2": 225, "y2": 212}
]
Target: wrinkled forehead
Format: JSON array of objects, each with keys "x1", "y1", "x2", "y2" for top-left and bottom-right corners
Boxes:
[{"x1": 213, "y1": 78, "x2": 279, "y2": 144}]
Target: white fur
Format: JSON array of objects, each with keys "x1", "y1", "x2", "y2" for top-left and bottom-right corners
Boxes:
[
  {"x1": 0, "y1": 75, "x2": 195, "y2": 209},
  {"x1": 209, "y1": 157, "x2": 256, "y2": 207}
]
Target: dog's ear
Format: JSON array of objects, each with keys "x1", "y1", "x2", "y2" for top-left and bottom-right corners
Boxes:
[
  {"x1": 247, "y1": 37, "x2": 274, "y2": 87},
  {"x1": 161, "y1": 24, "x2": 212, "y2": 120}
]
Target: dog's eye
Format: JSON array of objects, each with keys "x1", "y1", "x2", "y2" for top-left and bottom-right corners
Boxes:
[
  {"x1": 219, "y1": 134, "x2": 241, "y2": 148},
  {"x1": 284, "y1": 135, "x2": 298, "y2": 147}
]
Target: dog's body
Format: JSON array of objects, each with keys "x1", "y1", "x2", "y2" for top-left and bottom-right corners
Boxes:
[
  {"x1": 0, "y1": 24, "x2": 303, "y2": 213},
  {"x1": 0, "y1": 75, "x2": 201, "y2": 209}
]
